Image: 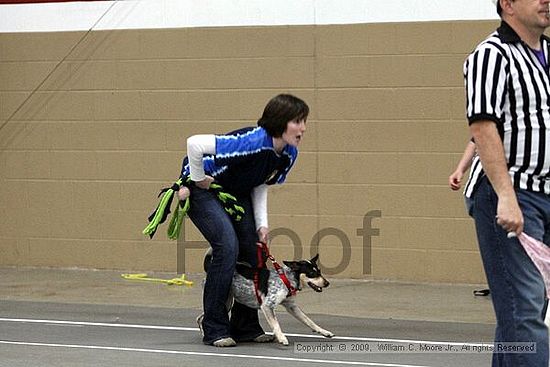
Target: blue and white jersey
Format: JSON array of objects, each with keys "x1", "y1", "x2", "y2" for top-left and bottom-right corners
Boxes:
[{"x1": 181, "y1": 126, "x2": 298, "y2": 195}]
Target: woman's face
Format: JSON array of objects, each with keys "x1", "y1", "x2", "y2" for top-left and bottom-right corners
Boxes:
[{"x1": 282, "y1": 117, "x2": 307, "y2": 147}]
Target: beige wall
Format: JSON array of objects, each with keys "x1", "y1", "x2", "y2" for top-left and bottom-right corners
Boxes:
[{"x1": 0, "y1": 20, "x2": 499, "y2": 283}]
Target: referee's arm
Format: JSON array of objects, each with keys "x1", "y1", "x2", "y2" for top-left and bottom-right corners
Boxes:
[{"x1": 470, "y1": 120, "x2": 523, "y2": 235}]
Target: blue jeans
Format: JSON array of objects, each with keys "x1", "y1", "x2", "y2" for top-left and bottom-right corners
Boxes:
[
  {"x1": 187, "y1": 187, "x2": 264, "y2": 344},
  {"x1": 471, "y1": 177, "x2": 549, "y2": 366}
]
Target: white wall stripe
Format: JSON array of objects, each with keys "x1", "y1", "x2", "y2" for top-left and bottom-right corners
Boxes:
[{"x1": 0, "y1": 0, "x2": 499, "y2": 33}]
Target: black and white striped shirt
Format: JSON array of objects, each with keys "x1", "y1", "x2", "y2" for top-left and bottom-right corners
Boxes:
[{"x1": 464, "y1": 21, "x2": 550, "y2": 196}]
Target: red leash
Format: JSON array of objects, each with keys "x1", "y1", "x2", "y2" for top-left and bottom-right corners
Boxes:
[{"x1": 254, "y1": 242, "x2": 297, "y2": 305}]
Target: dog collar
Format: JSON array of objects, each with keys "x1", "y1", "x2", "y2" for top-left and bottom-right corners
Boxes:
[{"x1": 255, "y1": 242, "x2": 297, "y2": 304}]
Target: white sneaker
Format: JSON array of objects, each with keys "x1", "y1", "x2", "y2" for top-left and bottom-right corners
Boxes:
[{"x1": 212, "y1": 337, "x2": 236, "y2": 347}]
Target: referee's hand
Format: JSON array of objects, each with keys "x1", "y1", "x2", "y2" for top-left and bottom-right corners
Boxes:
[{"x1": 496, "y1": 194, "x2": 524, "y2": 236}]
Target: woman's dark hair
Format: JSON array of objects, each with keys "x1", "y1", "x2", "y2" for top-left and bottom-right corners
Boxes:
[
  {"x1": 496, "y1": 1, "x2": 502, "y2": 16},
  {"x1": 257, "y1": 94, "x2": 309, "y2": 137}
]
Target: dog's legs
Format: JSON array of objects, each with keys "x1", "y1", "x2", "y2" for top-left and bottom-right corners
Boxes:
[
  {"x1": 260, "y1": 304, "x2": 289, "y2": 346},
  {"x1": 197, "y1": 287, "x2": 234, "y2": 338},
  {"x1": 282, "y1": 298, "x2": 334, "y2": 338},
  {"x1": 196, "y1": 313, "x2": 205, "y2": 336},
  {"x1": 226, "y1": 288, "x2": 234, "y2": 313}
]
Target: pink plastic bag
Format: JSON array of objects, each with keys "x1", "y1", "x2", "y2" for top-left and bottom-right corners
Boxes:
[{"x1": 517, "y1": 232, "x2": 550, "y2": 298}]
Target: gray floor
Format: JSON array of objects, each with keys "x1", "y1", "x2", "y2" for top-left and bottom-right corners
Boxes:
[{"x1": 0, "y1": 267, "x2": 497, "y2": 367}]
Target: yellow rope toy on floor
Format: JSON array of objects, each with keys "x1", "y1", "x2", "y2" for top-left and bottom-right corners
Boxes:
[{"x1": 121, "y1": 273, "x2": 193, "y2": 286}]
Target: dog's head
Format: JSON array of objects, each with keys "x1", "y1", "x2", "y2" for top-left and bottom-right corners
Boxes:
[{"x1": 283, "y1": 254, "x2": 330, "y2": 292}]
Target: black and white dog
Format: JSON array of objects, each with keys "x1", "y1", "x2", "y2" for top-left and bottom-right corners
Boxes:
[{"x1": 199, "y1": 250, "x2": 334, "y2": 346}]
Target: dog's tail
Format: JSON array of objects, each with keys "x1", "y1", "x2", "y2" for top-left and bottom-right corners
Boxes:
[{"x1": 203, "y1": 247, "x2": 213, "y2": 272}]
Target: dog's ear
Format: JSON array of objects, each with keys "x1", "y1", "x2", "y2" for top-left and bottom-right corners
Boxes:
[
  {"x1": 311, "y1": 254, "x2": 319, "y2": 264},
  {"x1": 283, "y1": 261, "x2": 301, "y2": 271}
]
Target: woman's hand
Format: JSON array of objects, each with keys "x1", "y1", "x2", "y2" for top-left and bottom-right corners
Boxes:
[
  {"x1": 257, "y1": 226, "x2": 269, "y2": 244},
  {"x1": 194, "y1": 175, "x2": 214, "y2": 190},
  {"x1": 177, "y1": 186, "x2": 190, "y2": 201}
]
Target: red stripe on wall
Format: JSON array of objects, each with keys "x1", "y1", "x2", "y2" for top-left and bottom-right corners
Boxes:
[{"x1": 0, "y1": 0, "x2": 109, "y2": 4}]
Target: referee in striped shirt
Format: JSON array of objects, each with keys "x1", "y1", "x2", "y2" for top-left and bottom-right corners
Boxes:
[{"x1": 464, "y1": 1, "x2": 550, "y2": 366}]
